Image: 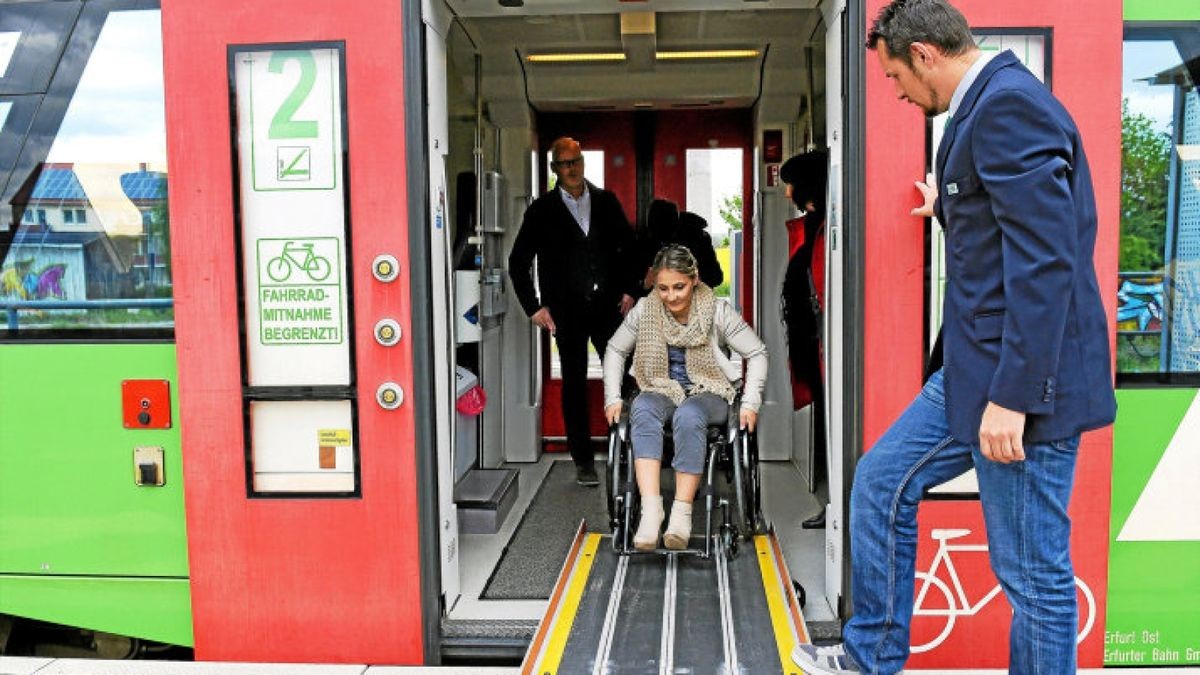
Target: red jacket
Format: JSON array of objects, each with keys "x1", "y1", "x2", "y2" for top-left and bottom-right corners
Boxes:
[{"x1": 784, "y1": 215, "x2": 825, "y2": 409}]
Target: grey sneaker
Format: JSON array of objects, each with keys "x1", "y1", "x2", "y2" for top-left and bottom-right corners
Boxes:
[
  {"x1": 575, "y1": 465, "x2": 599, "y2": 487},
  {"x1": 791, "y1": 643, "x2": 861, "y2": 674}
]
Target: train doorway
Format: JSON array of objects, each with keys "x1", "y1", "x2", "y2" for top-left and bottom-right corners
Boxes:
[{"x1": 418, "y1": 0, "x2": 853, "y2": 654}]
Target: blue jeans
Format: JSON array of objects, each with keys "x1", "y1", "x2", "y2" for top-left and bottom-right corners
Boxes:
[
  {"x1": 843, "y1": 369, "x2": 1080, "y2": 675},
  {"x1": 629, "y1": 391, "x2": 727, "y2": 475}
]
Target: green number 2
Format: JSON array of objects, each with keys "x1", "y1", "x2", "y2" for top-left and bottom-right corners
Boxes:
[{"x1": 267, "y1": 50, "x2": 318, "y2": 139}]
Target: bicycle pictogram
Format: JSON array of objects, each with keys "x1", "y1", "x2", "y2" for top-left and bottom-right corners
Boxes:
[
  {"x1": 266, "y1": 240, "x2": 332, "y2": 282},
  {"x1": 910, "y1": 528, "x2": 1096, "y2": 653}
]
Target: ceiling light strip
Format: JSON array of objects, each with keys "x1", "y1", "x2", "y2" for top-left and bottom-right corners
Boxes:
[
  {"x1": 526, "y1": 52, "x2": 626, "y2": 63},
  {"x1": 656, "y1": 49, "x2": 760, "y2": 60},
  {"x1": 526, "y1": 49, "x2": 759, "y2": 64}
]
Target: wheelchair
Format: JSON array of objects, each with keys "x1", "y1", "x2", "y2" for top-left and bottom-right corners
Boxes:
[{"x1": 605, "y1": 390, "x2": 764, "y2": 559}]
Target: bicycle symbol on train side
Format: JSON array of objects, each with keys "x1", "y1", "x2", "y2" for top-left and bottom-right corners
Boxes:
[
  {"x1": 266, "y1": 240, "x2": 332, "y2": 283},
  {"x1": 910, "y1": 528, "x2": 1096, "y2": 653}
]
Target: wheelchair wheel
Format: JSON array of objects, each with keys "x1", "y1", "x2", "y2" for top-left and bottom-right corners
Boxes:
[
  {"x1": 608, "y1": 423, "x2": 637, "y2": 554},
  {"x1": 606, "y1": 427, "x2": 621, "y2": 527},
  {"x1": 721, "y1": 522, "x2": 739, "y2": 559},
  {"x1": 746, "y1": 431, "x2": 763, "y2": 533},
  {"x1": 733, "y1": 431, "x2": 763, "y2": 538}
]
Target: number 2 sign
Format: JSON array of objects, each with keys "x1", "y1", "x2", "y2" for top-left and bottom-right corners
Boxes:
[{"x1": 237, "y1": 47, "x2": 341, "y2": 191}]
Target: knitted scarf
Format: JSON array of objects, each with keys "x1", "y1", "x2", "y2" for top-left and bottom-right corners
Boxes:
[{"x1": 633, "y1": 283, "x2": 735, "y2": 405}]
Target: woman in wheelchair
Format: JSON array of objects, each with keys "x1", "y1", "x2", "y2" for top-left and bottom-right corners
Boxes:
[{"x1": 603, "y1": 245, "x2": 767, "y2": 550}]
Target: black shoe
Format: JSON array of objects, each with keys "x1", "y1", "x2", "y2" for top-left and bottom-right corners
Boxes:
[
  {"x1": 576, "y1": 465, "x2": 599, "y2": 487},
  {"x1": 801, "y1": 506, "x2": 826, "y2": 529}
]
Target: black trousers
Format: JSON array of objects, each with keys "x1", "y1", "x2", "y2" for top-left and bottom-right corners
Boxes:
[{"x1": 553, "y1": 299, "x2": 623, "y2": 469}]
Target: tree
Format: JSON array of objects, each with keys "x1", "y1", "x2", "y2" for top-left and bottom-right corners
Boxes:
[
  {"x1": 718, "y1": 193, "x2": 743, "y2": 232},
  {"x1": 1120, "y1": 99, "x2": 1172, "y2": 272}
]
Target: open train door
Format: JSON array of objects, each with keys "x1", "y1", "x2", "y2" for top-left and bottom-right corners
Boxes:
[
  {"x1": 820, "y1": 0, "x2": 855, "y2": 618},
  {"x1": 162, "y1": 0, "x2": 436, "y2": 663},
  {"x1": 859, "y1": 0, "x2": 1121, "y2": 669}
]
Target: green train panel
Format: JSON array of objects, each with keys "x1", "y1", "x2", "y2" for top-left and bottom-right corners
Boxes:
[
  {"x1": 0, "y1": 345, "x2": 192, "y2": 647},
  {"x1": 1106, "y1": 388, "x2": 1200, "y2": 666}
]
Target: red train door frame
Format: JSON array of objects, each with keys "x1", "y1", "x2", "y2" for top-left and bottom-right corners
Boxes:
[
  {"x1": 163, "y1": 0, "x2": 437, "y2": 663},
  {"x1": 859, "y1": 0, "x2": 1121, "y2": 668}
]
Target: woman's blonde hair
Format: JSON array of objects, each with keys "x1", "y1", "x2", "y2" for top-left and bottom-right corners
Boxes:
[{"x1": 652, "y1": 244, "x2": 698, "y2": 279}]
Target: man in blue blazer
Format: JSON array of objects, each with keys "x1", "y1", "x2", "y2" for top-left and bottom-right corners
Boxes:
[{"x1": 793, "y1": 1, "x2": 1116, "y2": 674}]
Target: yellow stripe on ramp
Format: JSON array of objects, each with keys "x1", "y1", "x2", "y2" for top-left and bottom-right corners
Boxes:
[
  {"x1": 756, "y1": 534, "x2": 803, "y2": 674},
  {"x1": 534, "y1": 533, "x2": 602, "y2": 674}
]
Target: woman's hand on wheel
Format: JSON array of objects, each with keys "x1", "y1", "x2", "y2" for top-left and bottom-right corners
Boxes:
[
  {"x1": 740, "y1": 408, "x2": 758, "y2": 433},
  {"x1": 605, "y1": 402, "x2": 623, "y2": 426}
]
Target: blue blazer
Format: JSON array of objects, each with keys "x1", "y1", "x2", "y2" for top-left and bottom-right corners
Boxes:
[{"x1": 933, "y1": 50, "x2": 1116, "y2": 443}]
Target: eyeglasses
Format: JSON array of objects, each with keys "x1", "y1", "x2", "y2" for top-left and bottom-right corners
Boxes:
[{"x1": 552, "y1": 156, "x2": 583, "y2": 169}]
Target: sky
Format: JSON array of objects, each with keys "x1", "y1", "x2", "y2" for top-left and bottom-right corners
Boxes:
[
  {"x1": 1123, "y1": 40, "x2": 1190, "y2": 134},
  {"x1": 45, "y1": 10, "x2": 166, "y2": 166}
]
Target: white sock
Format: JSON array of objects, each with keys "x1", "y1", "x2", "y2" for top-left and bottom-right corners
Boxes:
[
  {"x1": 664, "y1": 500, "x2": 693, "y2": 548},
  {"x1": 667, "y1": 500, "x2": 692, "y2": 533},
  {"x1": 635, "y1": 495, "x2": 665, "y2": 544}
]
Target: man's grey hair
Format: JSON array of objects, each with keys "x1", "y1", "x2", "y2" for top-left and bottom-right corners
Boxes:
[{"x1": 866, "y1": 0, "x2": 974, "y2": 67}]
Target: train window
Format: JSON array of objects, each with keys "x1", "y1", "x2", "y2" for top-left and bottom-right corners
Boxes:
[
  {"x1": 1118, "y1": 25, "x2": 1200, "y2": 383},
  {"x1": 0, "y1": 9, "x2": 169, "y2": 337},
  {"x1": 0, "y1": 2, "x2": 78, "y2": 96},
  {"x1": 685, "y1": 147, "x2": 743, "y2": 299}
]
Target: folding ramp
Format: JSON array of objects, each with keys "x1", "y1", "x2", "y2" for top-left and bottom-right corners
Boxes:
[{"x1": 522, "y1": 523, "x2": 811, "y2": 674}]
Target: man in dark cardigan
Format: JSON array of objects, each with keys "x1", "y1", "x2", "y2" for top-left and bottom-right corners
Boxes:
[{"x1": 509, "y1": 137, "x2": 638, "y2": 486}]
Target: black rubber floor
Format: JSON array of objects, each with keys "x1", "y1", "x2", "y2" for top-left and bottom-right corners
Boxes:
[{"x1": 481, "y1": 461, "x2": 609, "y2": 599}]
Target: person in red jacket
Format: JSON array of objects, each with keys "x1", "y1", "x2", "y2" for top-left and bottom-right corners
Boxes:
[{"x1": 780, "y1": 149, "x2": 828, "y2": 529}]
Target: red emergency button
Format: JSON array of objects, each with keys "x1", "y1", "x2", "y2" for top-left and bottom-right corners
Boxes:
[{"x1": 121, "y1": 379, "x2": 172, "y2": 429}]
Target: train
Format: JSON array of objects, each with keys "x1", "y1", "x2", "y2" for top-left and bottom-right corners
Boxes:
[{"x1": 0, "y1": 0, "x2": 1196, "y2": 669}]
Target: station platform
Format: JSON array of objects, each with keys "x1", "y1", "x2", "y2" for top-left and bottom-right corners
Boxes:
[{"x1": 3, "y1": 657, "x2": 1197, "y2": 674}]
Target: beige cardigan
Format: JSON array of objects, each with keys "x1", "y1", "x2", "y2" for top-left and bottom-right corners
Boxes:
[{"x1": 603, "y1": 297, "x2": 768, "y2": 412}]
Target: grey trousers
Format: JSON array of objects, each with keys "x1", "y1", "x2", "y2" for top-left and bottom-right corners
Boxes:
[{"x1": 629, "y1": 391, "x2": 728, "y2": 475}]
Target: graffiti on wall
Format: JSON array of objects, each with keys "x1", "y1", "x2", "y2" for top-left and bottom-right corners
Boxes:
[
  {"x1": 0, "y1": 246, "x2": 85, "y2": 302},
  {"x1": 1117, "y1": 276, "x2": 1164, "y2": 332},
  {"x1": 1, "y1": 260, "x2": 68, "y2": 300}
]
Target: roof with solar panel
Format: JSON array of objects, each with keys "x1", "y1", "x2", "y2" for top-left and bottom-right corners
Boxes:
[{"x1": 27, "y1": 164, "x2": 166, "y2": 202}]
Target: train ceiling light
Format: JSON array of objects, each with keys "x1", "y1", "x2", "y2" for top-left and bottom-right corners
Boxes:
[
  {"x1": 656, "y1": 49, "x2": 760, "y2": 60},
  {"x1": 526, "y1": 48, "x2": 759, "y2": 64},
  {"x1": 526, "y1": 52, "x2": 627, "y2": 63}
]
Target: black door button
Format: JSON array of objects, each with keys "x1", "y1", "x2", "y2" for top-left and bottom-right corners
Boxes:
[
  {"x1": 138, "y1": 462, "x2": 158, "y2": 485},
  {"x1": 138, "y1": 411, "x2": 151, "y2": 425}
]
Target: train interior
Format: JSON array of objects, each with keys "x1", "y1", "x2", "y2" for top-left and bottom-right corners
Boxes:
[{"x1": 423, "y1": 0, "x2": 845, "y2": 634}]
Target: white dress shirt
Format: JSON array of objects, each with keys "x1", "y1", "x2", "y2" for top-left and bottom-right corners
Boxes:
[{"x1": 560, "y1": 186, "x2": 591, "y2": 236}]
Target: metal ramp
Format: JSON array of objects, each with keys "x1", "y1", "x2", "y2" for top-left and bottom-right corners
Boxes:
[{"x1": 521, "y1": 525, "x2": 810, "y2": 674}]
